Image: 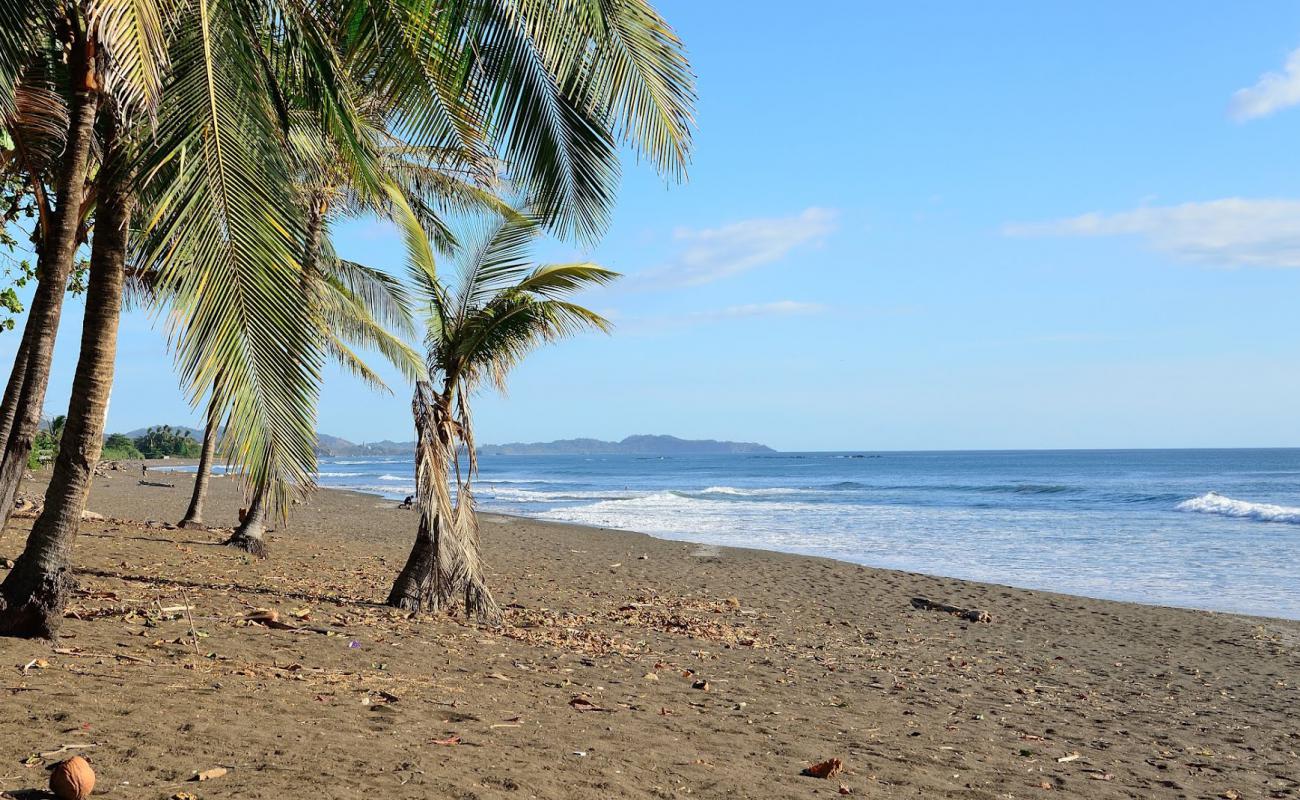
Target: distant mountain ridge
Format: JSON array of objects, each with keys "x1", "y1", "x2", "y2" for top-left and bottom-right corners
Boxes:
[
  {"x1": 477, "y1": 434, "x2": 775, "y2": 456},
  {"x1": 120, "y1": 427, "x2": 774, "y2": 457}
]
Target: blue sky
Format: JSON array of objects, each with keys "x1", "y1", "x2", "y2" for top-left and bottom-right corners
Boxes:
[{"x1": 9, "y1": 1, "x2": 1300, "y2": 451}]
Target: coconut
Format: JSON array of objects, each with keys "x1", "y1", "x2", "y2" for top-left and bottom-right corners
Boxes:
[{"x1": 49, "y1": 755, "x2": 95, "y2": 800}]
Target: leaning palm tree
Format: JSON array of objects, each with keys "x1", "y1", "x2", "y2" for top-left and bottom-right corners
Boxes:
[{"x1": 387, "y1": 211, "x2": 617, "y2": 618}]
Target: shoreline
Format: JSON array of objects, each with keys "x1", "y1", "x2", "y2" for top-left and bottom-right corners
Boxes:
[
  {"x1": 136, "y1": 458, "x2": 1300, "y2": 622},
  {"x1": 1, "y1": 465, "x2": 1297, "y2": 798}
]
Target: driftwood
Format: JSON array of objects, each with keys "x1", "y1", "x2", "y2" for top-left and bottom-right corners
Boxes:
[
  {"x1": 138, "y1": 479, "x2": 176, "y2": 488},
  {"x1": 911, "y1": 596, "x2": 992, "y2": 623}
]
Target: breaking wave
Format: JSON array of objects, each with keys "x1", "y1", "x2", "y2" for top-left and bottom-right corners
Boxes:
[{"x1": 1176, "y1": 492, "x2": 1300, "y2": 525}]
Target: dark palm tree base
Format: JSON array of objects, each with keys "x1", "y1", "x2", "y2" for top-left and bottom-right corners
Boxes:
[
  {"x1": 223, "y1": 532, "x2": 268, "y2": 558},
  {"x1": 385, "y1": 589, "x2": 430, "y2": 613},
  {"x1": 0, "y1": 562, "x2": 73, "y2": 639},
  {"x1": 177, "y1": 519, "x2": 207, "y2": 530}
]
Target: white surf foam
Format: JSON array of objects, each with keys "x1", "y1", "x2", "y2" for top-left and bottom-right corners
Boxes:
[{"x1": 1176, "y1": 492, "x2": 1300, "y2": 524}]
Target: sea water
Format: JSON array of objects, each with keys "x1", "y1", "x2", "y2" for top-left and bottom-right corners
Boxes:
[{"x1": 306, "y1": 449, "x2": 1300, "y2": 619}]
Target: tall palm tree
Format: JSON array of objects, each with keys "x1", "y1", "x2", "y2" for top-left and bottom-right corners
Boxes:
[
  {"x1": 0, "y1": 22, "x2": 98, "y2": 529},
  {"x1": 0, "y1": 0, "x2": 387, "y2": 636},
  {"x1": 387, "y1": 211, "x2": 617, "y2": 618},
  {"x1": 0, "y1": 0, "x2": 694, "y2": 638}
]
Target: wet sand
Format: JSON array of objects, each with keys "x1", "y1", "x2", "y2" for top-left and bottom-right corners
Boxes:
[{"x1": 1, "y1": 464, "x2": 1298, "y2": 799}]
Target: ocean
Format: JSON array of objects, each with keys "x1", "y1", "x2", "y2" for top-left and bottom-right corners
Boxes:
[{"x1": 301, "y1": 448, "x2": 1299, "y2": 619}]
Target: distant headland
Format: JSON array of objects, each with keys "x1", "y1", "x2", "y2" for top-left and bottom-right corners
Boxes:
[
  {"x1": 116, "y1": 426, "x2": 775, "y2": 457},
  {"x1": 476, "y1": 434, "x2": 776, "y2": 456}
]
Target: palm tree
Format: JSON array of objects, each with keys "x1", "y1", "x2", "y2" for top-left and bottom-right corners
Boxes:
[
  {"x1": 0, "y1": 24, "x2": 98, "y2": 530},
  {"x1": 0, "y1": 0, "x2": 694, "y2": 638},
  {"x1": 222, "y1": 257, "x2": 424, "y2": 553},
  {"x1": 387, "y1": 211, "x2": 617, "y2": 618}
]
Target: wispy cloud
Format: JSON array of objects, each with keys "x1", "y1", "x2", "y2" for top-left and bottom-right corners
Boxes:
[
  {"x1": 1004, "y1": 199, "x2": 1300, "y2": 267},
  {"x1": 1230, "y1": 48, "x2": 1300, "y2": 121},
  {"x1": 614, "y1": 300, "x2": 828, "y2": 334},
  {"x1": 634, "y1": 208, "x2": 838, "y2": 288},
  {"x1": 685, "y1": 300, "x2": 827, "y2": 322}
]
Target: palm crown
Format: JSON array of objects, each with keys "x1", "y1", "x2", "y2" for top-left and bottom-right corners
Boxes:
[{"x1": 387, "y1": 208, "x2": 616, "y2": 617}]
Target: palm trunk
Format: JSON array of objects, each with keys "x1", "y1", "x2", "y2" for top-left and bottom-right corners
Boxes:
[
  {"x1": 386, "y1": 384, "x2": 497, "y2": 619},
  {"x1": 0, "y1": 120, "x2": 128, "y2": 639},
  {"x1": 0, "y1": 39, "x2": 99, "y2": 534},
  {"x1": 0, "y1": 334, "x2": 32, "y2": 454},
  {"x1": 178, "y1": 394, "x2": 219, "y2": 528},
  {"x1": 386, "y1": 512, "x2": 440, "y2": 611},
  {"x1": 225, "y1": 485, "x2": 268, "y2": 557}
]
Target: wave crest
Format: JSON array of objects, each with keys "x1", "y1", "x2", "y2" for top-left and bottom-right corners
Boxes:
[{"x1": 1176, "y1": 492, "x2": 1300, "y2": 524}]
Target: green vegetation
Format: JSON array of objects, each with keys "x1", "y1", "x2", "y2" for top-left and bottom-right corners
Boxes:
[
  {"x1": 102, "y1": 434, "x2": 143, "y2": 461},
  {"x1": 132, "y1": 426, "x2": 201, "y2": 460}
]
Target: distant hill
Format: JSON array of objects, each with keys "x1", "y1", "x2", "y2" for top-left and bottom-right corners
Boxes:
[
  {"x1": 477, "y1": 434, "x2": 775, "y2": 456},
  {"x1": 116, "y1": 428, "x2": 774, "y2": 457}
]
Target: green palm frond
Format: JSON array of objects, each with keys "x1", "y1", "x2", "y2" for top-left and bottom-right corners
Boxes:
[
  {"x1": 329, "y1": 258, "x2": 417, "y2": 337},
  {"x1": 316, "y1": 271, "x2": 425, "y2": 385},
  {"x1": 87, "y1": 0, "x2": 173, "y2": 116},
  {"x1": 136, "y1": 0, "x2": 319, "y2": 511},
  {"x1": 0, "y1": 0, "x2": 53, "y2": 117}
]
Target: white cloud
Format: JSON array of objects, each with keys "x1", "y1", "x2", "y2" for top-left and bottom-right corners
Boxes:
[
  {"x1": 1004, "y1": 198, "x2": 1300, "y2": 267},
  {"x1": 636, "y1": 207, "x2": 838, "y2": 288},
  {"x1": 618, "y1": 300, "x2": 828, "y2": 334},
  {"x1": 686, "y1": 300, "x2": 827, "y2": 321},
  {"x1": 1229, "y1": 48, "x2": 1300, "y2": 121}
]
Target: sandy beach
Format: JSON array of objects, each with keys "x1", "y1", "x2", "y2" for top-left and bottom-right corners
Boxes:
[{"x1": 1, "y1": 464, "x2": 1298, "y2": 799}]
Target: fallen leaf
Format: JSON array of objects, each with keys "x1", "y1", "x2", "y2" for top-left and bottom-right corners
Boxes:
[
  {"x1": 568, "y1": 695, "x2": 610, "y2": 713},
  {"x1": 802, "y1": 758, "x2": 844, "y2": 779},
  {"x1": 192, "y1": 767, "x2": 228, "y2": 781}
]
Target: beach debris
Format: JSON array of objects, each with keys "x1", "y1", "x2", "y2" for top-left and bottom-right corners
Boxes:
[
  {"x1": 170, "y1": 794, "x2": 198, "y2": 800},
  {"x1": 138, "y1": 479, "x2": 176, "y2": 488},
  {"x1": 1, "y1": 557, "x2": 13, "y2": 569},
  {"x1": 910, "y1": 597, "x2": 992, "y2": 623},
  {"x1": 691, "y1": 679, "x2": 710, "y2": 691},
  {"x1": 430, "y1": 735, "x2": 462, "y2": 746},
  {"x1": 838, "y1": 785, "x2": 853, "y2": 795},
  {"x1": 1056, "y1": 752, "x2": 1082, "y2": 763},
  {"x1": 568, "y1": 695, "x2": 611, "y2": 712},
  {"x1": 190, "y1": 767, "x2": 228, "y2": 782},
  {"x1": 49, "y1": 755, "x2": 95, "y2": 800},
  {"x1": 801, "y1": 758, "x2": 844, "y2": 779},
  {"x1": 21, "y1": 658, "x2": 48, "y2": 674}
]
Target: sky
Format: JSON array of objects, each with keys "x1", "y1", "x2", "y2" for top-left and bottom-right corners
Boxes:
[{"x1": 8, "y1": 1, "x2": 1300, "y2": 452}]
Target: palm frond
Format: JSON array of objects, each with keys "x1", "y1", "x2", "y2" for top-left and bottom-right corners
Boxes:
[
  {"x1": 87, "y1": 0, "x2": 173, "y2": 116},
  {"x1": 0, "y1": 0, "x2": 53, "y2": 118},
  {"x1": 136, "y1": 0, "x2": 319, "y2": 511}
]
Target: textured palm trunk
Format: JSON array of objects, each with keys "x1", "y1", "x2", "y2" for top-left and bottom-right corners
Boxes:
[
  {"x1": 0, "y1": 127, "x2": 129, "y2": 639},
  {"x1": 386, "y1": 511, "x2": 441, "y2": 611},
  {"x1": 178, "y1": 395, "x2": 219, "y2": 528},
  {"x1": 0, "y1": 335, "x2": 32, "y2": 454},
  {"x1": 386, "y1": 385, "x2": 497, "y2": 620},
  {"x1": 225, "y1": 485, "x2": 268, "y2": 557},
  {"x1": 0, "y1": 41, "x2": 99, "y2": 534}
]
